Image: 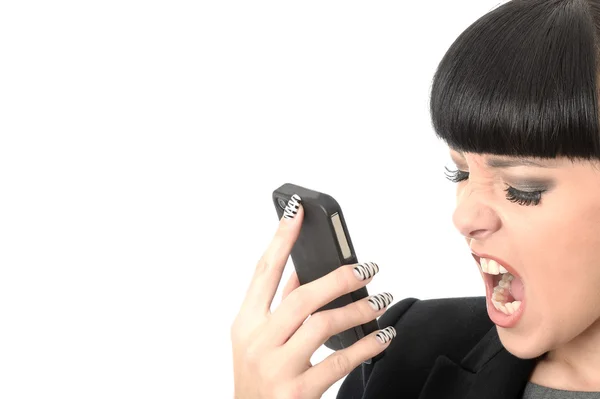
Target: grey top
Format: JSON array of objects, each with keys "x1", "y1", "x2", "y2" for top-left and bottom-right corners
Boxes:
[{"x1": 523, "y1": 382, "x2": 600, "y2": 398}]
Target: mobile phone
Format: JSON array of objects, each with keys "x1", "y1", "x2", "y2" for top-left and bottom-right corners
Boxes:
[{"x1": 272, "y1": 183, "x2": 382, "y2": 364}]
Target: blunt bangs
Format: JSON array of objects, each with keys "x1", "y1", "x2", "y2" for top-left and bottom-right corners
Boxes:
[{"x1": 429, "y1": 0, "x2": 600, "y2": 162}]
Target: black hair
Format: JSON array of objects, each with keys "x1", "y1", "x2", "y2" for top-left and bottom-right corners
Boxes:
[{"x1": 429, "y1": 0, "x2": 600, "y2": 162}]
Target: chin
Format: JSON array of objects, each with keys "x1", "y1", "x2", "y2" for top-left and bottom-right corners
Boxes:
[{"x1": 496, "y1": 325, "x2": 550, "y2": 360}]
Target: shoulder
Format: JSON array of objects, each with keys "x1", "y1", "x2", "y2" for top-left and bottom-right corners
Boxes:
[
  {"x1": 337, "y1": 296, "x2": 493, "y2": 399},
  {"x1": 379, "y1": 296, "x2": 492, "y2": 351}
]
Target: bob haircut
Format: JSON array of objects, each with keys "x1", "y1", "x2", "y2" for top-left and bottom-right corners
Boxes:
[{"x1": 430, "y1": 0, "x2": 600, "y2": 162}]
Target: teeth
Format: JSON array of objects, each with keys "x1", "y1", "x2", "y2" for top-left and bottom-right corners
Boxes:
[
  {"x1": 505, "y1": 302, "x2": 514, "y2": 313},
  {"x1": 492, "y1": 300, "x2": 521, "y2": 315},
  {"x1": 480, "y1": 257, "x2": 489, "y2": 273},
  {"x1": 480, "y1": 257, "x2": 510, "y2": 275},
  {"x1": 492, "y1": 292, "x2": 506, "y2": 302},
  {"x1": 480, "y1": 256, "x2": 522, "y2": 316},
  {"x1": 492, "y1": 297, "x2": 521, "y2": 315},
  {"x1": 488, "y1": 259, "x2": 499, "y2": 275},
  {"x1": 491, "y1": 300, "x2": 521, "y2": 315}
]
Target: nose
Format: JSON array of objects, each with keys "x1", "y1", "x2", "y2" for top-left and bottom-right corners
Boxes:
[{"x1": 452, "y1": 185, "x2": 501, "y2": 240}]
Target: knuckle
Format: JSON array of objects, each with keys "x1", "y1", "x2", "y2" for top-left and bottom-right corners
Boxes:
[
  {"x1": 272, "y1": 227, "x2": 290, "y2": 250},
  {"x1": 245, "y1": 342, "x2": 263, "y2": 366},
  {"x1": 279, "y1": 291, "x2": 310, "y2": 326},
  {"x1": 275, "y1": 222, "x2": 289, "y2": 238},
  {"x1": 285, "y1": 288, "x2": 305, "y2": 312},
  {"x1": 280, "y1": 379, "x2": 306, "y2": 399},
  {"x1": 356, "y1": 300, "x2": 374, "y2": 321},
  {"x1": 256, "y1": 254, "x2": 273, "y2": 275},
  {"x1": 330, "y1": 352, "x2": 352, "y2": 376},
  {"x1": 259, "y1": 357, "x2": 281, "y2": 385},
  {"x1": 308, "y1": 311, "x2": 333, "y2": 334},
  {"x1": 334, "y1": 267, "x2": 353, "y2": 292}
]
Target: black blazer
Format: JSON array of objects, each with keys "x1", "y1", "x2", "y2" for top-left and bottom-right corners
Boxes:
[{"x1": 337, "y1": 296, "x2": 544, "y2": 399}]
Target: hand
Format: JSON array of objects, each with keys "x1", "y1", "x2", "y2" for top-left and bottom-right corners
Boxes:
[{"x1": 231, "y1": 195, "x2": 395, "y2": 399}]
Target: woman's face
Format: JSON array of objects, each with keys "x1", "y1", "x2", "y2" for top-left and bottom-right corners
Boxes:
[{"x1": 450, "y1": 149, "x2": 600, "y2": 359}]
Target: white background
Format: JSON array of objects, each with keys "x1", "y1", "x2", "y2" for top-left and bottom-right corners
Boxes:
[{"x1": 0, "y1": 1, "x2": 505, "y2": 398}]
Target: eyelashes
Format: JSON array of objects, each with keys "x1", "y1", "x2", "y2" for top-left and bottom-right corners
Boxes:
[
  {"x1": 444, "y1": 167, "x2": 545, "y2": 206},
  {"x1": 504, "y1": 186, "x2": 543, "y2": 206},
  {"x1": 444, "y1": 166, "x2": 469, "y2": 183}
]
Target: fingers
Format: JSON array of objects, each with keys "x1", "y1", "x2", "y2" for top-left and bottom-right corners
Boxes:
[
  {"x1": 267, "y1": 262, "x2": 380, "y2": 346},
  {"x1": 300, "y1": 326, "x2": 397, "y2": 398},
  {"x1": 243, "y1": 194, "x2": 303, "y2": 313},
  {"x1": 282, "y1": 270, "x2": 300, "y2": 301},
  {"x1": 285, "y1": 292, "x2": 394, "y2": 360}
]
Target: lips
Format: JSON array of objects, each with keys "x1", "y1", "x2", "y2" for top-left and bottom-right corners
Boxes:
[{"x1": 470, "y1": 249, "x2": 526, "y2": 327}]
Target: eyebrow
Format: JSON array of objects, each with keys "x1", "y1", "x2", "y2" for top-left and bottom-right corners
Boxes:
[
  {"x1": 486, "y1": 157, "x2": 557, "y2": 168},
  {"x1": 451, "y1": 152, "x2": 559, "y2": 169}
]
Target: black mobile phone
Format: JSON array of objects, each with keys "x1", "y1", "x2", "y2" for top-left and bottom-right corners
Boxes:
[{"x1": 272, "y1": 183, "x2": 382, "y2": 364}]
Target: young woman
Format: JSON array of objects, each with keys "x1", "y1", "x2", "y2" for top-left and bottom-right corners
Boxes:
[{"x1": 231, "y1": 0, "x2": 600, "y2": 397}]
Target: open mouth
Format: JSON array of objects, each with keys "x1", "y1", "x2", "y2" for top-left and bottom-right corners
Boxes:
[{"x1": 471, "y1": 253, "x2": 525, "y2": 317}]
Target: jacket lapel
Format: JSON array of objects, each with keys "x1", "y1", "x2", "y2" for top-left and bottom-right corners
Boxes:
[{"x1": 418, "y1": 326, "x2": 539, "y2": 399}]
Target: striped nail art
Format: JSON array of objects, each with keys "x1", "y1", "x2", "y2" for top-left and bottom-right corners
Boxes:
[
  {"x1": 376, "y1": 326, "x2": 396, "y2": 345},
  {"x1": 353, "y1": 262, "x2": 379, "y2": 280},
  {"x1": 368, "y1": 292, "x2": 394, "y2": 311},
  {"x1": 283, "y1": 194, "x2": 302, "y2": 219}
]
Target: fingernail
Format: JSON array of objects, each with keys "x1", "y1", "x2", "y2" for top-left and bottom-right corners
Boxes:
[
  {"x1": 353, "y1": 262, "x2": 379, "y2": 280},
  {"x1": 376, "y1": 326, "x2": 396, "y2": 345},
  {"x1": 283, "y1": 194, "x2": 302, "y2": 219},
  {"x1": 368, "y1": 292, "x2": 393, "y2": 311}
]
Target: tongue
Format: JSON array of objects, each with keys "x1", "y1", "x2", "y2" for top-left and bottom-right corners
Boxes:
[{"x1": 510, "y1": 275, "x2": 525, "y2": 301}]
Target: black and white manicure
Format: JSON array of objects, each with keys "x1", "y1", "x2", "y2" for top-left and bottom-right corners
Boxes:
[
  {"x1": 376, "y1": 326, "x2": 396, "y2": 345},
  {"x1": 283, "y1": 194, "x2": 302, "y2": 219},
  {"x1": 353, "y1": 262, "x2": 380, "y2": 280},
  {"x1": 368, "y1": 292, "x2": 394, "y2": 311}
]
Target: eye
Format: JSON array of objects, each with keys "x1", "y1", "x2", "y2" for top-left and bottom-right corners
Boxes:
[
  {"x1": 444, "y1": 167, "x2": 546, "y2": 206},
  {"x1": 444, "y1": 166, "x2": 469, "y2": 183},
  {"x1": 504, "y1": 186, "x2": 543, "y2": 206}
]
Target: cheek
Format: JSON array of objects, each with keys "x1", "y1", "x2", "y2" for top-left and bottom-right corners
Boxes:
[
  {"x1": 527, "y1": 223, "x2": 598, "y2": 305},
  {"x1": 525, "y1": 217, "x2": 600, "y2": 339}
]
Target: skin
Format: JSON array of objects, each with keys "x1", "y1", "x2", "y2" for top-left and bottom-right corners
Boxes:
[
  {"x1": 449, "y1": 149, "x2": 600, "y2": 391},
  {"x1": 231, "y1": 204, "x2": 390, "y2": 398}
]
